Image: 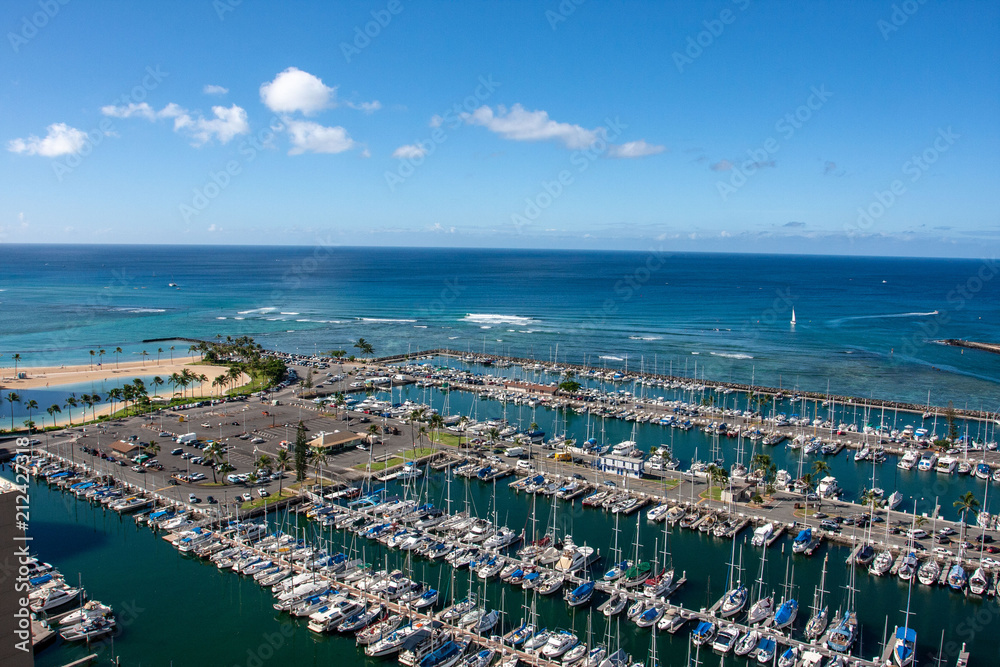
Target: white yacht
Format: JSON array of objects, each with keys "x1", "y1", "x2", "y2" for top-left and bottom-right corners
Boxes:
[
  {"x1": 917, "y1": 452, "x2": 938, "y2": 472},
  {"x1": 897, "y1": 450, "x2": 919, "y2": 470},
  {"x1": 935, "y1": 456, "x2": 957, "y2": 474}
]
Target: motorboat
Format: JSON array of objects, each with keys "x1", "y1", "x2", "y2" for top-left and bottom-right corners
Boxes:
[
  {"x1": 712, "y1": 625, "x2": 739, "y2": 654},
  {"x1": 751, "y1": 523, "x2": 774, "y2": 547},
  {"x1": 541, "y1": 630, "x2": 579, "y2": 658},
  {"x1": 60, "y1": 617, "x2": 116, "y2": 642}
]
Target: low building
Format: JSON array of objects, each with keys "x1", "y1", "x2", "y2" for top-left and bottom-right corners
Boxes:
[
  {"x1": 597, "y1": 453, "x2": 644, "y2": 479},
  {"x1": 722, "y1": 482, "x2": 754, "y2": 504},
  {"x1": 308, "y1": 431, "x2": 363, "y2": 451},
  {"x1": 110, "y1": 440, "x2": 140, "y2": 458}
]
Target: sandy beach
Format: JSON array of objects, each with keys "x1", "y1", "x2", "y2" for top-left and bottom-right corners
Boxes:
[{"x1": 0, "y1": 355, "x2": 234, "y2": 390}]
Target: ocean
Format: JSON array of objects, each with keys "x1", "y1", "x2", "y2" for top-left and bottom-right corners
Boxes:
[{"x1": 1, "y1": 245, "x2": 998, "y2": 408}]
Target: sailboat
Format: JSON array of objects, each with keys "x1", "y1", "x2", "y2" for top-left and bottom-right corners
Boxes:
[
  {"x1": 891, "y1": 570, "x2": 917, "y2": 667},
  {"x1": 824, "y1": 557, "x2": 858, "y2": 654},
  {"x1": 717, "y1": 540, "x2": 748, "y2": 618},
  {"x1": 746, "y1": 543, "x2": 773, "y2": 626},
  {"x1": 804, "y1": 554, "x2": 830, "y2": 640},
  {"x1": 772, "y1": 560, "x2": 798, "y2": 630},
  {"x1": 790, "y1": 309, "x2": 796, "y2": 326}
]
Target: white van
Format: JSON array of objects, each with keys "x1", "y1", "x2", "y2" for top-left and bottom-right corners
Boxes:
[
  {"x1": 516, "y1": 460, "x2": 533, "y2": 472},
  {"x1": 176, "y1": 432, "x2": 197, "y2": 444}
]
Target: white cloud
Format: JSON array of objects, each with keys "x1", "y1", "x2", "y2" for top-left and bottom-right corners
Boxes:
[
  {"x1": 346, "y1": 100, "x2": 381, "y2": 114},
  {"x1": 392, "y1": 144, "x2": 426, "y2": 159},
  {"x1": 607, "y1": 140, "x2": 666, "y2": 159},
  {"x1": 186, "y1": 105, "x2": 249, "y2": 145},
  {"x1": 285, "y1": 119, "x2": 356, "y2": 155},
  {"x1": 461, "y1": 104, "x2": 600, "y2": 149},
  {"x1": 100, "y1": 102, "x2": 157, "y2": 120},
  {"x1": 203, "y1": 84, "x2": 229, "y2": 95},
  {"x1": 7, "y1": 123, "x2": 88, "y2": 157},
  {"x1": 101, "y1": 102, "x2": 249, "y2": 146},
  {"x1": 260, "y1": 67, "x2": 335, "y2": 115}
]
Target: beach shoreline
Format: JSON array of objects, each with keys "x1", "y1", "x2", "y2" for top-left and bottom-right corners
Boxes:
[{"x1": 0, "y1": 355, "x2": 218, "y2": 389}]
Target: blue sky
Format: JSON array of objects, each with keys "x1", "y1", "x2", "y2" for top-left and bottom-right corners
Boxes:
[{"x1": 1, "y1": 0, "x2": 998, "y2": 256}]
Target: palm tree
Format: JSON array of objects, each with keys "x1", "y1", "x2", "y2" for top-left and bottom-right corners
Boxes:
[
  {"x1": 64, "y1": 396, "x2": 77, "y2": 426},
  {"x1": 98, "y1": 348, "x2": 105, "y2": 367},
  {"x1": 89, "y1": 394, "x2": 102, "y2": 421},
  {"x1": 46, "y1": 404, "x2": 61, "y2": 429},
  {"x1": 24, "y1": 400, "x2": 38, "y2": 432},
  {"x1": 169, "y1": 345, "x2": 175, "y2": 363},
  {"x1": 226, "y1": 365, "x2": 242, "y2": 392},
  {"x1": 308, "y1": 446, "x2": 328, "y2": 494},
  {"x1": 145, "y1": 442, "x2": 160, "y2": 458},
  {"x1": 114, "y1": 346, "x2": 122, "y2": 369},
  {"x1": 486, "y1": 427, "x2": 501, "y2": 450},
  {"x1": 409, "y1": 408, "x2": 426, "y2": 447},
  {"x1": 811, "y1": 460, "x2": 830, "y2": 478},
  {"x1": 151, "y1": 376, "x2": 164, "y2": 398},
  {"x1": 5, "y1": 392, "x2": 21, "y2": 431},
  {"x1": 89, "y1": 349, "x2": 95, "y2": 370},
  {"x1": 428, "y1": 414, "x2": 445, "y2": 452},
  {"x1": 333, "y1": 392, "x2": 347, "y2": 420},
  {"x1": 12, "y1": 353, "x2": 22, "y2": 377},
  {"x1": 140, "y1": 350, "x2": 149, "y2": 367},
  {"x1": 157, "y1": 347, "x2": 163, "y2": 365},
  {"x1": 213, "y1": 374, "x2": 227, "y2": 397},
  {"x1": 274, "y1": 449, "x2": 291, "y2": 497},
  {"x1": 106, "y1": 387, "x2": 122, "y2": 416},
  {"x1": 954, "y1": 491, "x2": 981, "y2": 543},
  {"x1": 199, "y1": 374, "x2": 208, "y2": 397},
  {"x1": 217, "y1": 461, "x2": 236, "y2": 483},
  {"x1": 353, "y1": 338, "x2": 374, "y2": 360},
  {"x1": 256, "y1": 452, "x2": 272, "y2": 471},
  {"x1": 203, "y1": 442, "x2": 223, "y2": 483}
]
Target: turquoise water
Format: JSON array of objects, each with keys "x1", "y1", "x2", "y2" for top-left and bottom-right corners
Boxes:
[
  {"x1": 1, "y1": 375, "x2": 165, "y2": 426},
  {"x1": 9, "y1": 466, "x2": 996, "y2": 667},
  {"x1": 1, "y1": 246, "x2": 998, "y2": 408}
]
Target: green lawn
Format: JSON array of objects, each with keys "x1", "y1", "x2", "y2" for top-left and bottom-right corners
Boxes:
[
  {"x1": 699, "y1": 486, "x2": 723, "y2": 501},
  {"x1": 357, "y1": 457, "x2": 405, "y2": 472},
  {"x1": 429, "y1": 432, "x2": 463, "y2": 448},
  {"x1": 239, "y1": 488, "x2": 297, "y2": 511},
  {"x1": 661, "y1": 479, "x2": 681, "y2": 490}
]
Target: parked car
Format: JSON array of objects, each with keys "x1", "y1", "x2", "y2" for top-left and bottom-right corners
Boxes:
[
  {"x1": 241, "y1": 492, "x2": 252, "y2": 502},
  {"x1": 171, "y1": 447, "x2": 183, "y2": 455},
  {"x1": 188, "y1": 493, "x2": 199, "y2": 503}
]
